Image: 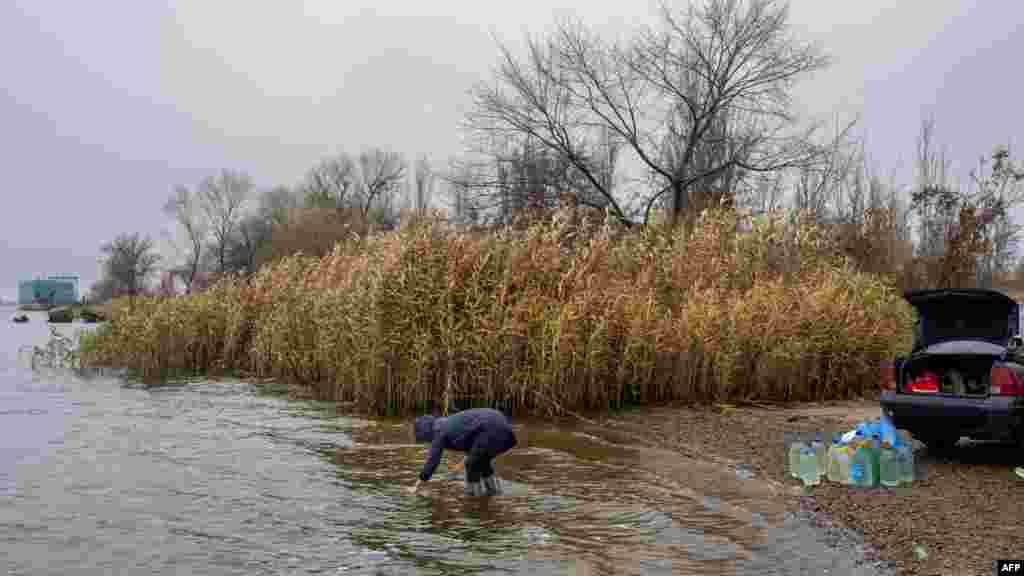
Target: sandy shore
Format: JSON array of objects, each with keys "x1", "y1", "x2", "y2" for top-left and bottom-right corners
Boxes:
[{"x1": 599, "y1": 398, "x2": 1022, "y2": 576}]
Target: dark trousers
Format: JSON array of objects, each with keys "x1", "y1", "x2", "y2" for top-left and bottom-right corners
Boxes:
[
  {"x1": 466, "y1": 455, "x2": 496, "y2": 483},
  {"x1": 465, "y1": 428, "x2": 514, "y2": 483}
]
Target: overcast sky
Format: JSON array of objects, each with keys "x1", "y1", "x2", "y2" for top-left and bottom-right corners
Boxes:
[{"x1": 2, "y1": 0, "x2": 1021, "y2": 301}]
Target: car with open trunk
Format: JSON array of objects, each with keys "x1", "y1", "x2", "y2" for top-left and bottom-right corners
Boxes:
[{"x1": 880, "y1": 289, "x2": 1024, "y2": 451}]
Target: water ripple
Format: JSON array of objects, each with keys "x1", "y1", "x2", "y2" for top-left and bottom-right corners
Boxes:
[{"x1": 1, "y1": 310, "x2": 889, "y2": 575}]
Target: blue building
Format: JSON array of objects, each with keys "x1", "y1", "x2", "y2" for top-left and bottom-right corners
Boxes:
[{"x1": 17, "y1": 274, "x2": 80, "y2": 307}]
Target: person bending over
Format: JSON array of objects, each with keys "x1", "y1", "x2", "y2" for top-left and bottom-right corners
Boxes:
[{"x1": 407, "y1": 407, "x2": 517, "y2": 497}]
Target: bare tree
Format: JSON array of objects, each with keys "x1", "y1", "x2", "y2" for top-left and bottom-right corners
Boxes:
[
  {"x1": 791, "y1": 116, "x2": 861, "y2": 222},
  {"x1": 444, "y1": 135, "x2": 579, "y2": 225},
  {"x1": 912, "y1": 117, "x2": 955, "y2": 258},
  {"x1": 469, "y1": 0, "x2": 829, "y2": 228},
  {"x1": 258, "y1": 185, "x2": 302, "y2": 227},
  {"x1": 200, "y1": 169, "x2": 253, "y2": 273},
  {"x1": 299, "y1": 155, "x2": 358, "y2": 211},
  {"x1": 496, "y1": 137, "x2": 570, "y2": 221},
  {"x1": 622, "y1": 0, "x2": 830, "y2": 225},
  {"x1": 971, "y1": 146, "x2": 1024, "y2": 286},
  {"x1": 846, "y1": 165, "x2": 870, "y2": 216},
  {"x1": 412, "y1": 155, "x2": 434, "y2": 215},
  {"x1": 162, "y1": 185, "x2": 209, "y2": 294},
  {"x1": 355, "y1": 148, "x2": 406, "y2": 220},
  {"x1": 467, "y1": 37, "x2": 630, "y2": 223},
  {"x1": 226, "y1": 213, "x2": 272, "y2": 275},
  {"x1": 99, "y1": 233, "x2": 161, "y2": 299},
  {"x1": 457, "y1": 94, "x2": 623, "y2": 226},
  {"x1": 593, "y1": 125, "x2": 622, "y2": 202},
  {"x1": 441, "y1": 159, "x2": 483, "y2": 225}
]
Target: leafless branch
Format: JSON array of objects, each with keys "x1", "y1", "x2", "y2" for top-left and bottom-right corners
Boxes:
[
  {"x1": 163, "y1": 185, "x2": 209, "y2": 293},
  {"x1": 356, "y1": 148, "x2": 406, "y2": 219},
  {"x1": 199, "y1": 169, "x2": 253, "y2": 274}
]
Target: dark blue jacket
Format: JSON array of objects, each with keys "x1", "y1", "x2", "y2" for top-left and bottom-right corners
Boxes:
[{"x1": 414, "y1": 408, "x2": 517, "y2": 482}]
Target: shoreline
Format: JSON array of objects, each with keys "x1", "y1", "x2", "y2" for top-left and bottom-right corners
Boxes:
[
  {"x1": 29, "y1": 365, "x2": 1016, "y2": 574},
  {"x1": 598, "y1": 399, "x2": 1022, "y2": 576}
]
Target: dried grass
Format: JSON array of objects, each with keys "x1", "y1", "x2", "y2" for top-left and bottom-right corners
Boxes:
[{"x1": 82, "y1": 206, "x2": 915, "y2": 416}]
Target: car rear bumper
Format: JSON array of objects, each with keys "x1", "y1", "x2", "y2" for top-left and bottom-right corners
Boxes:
[{"x1": 880, "y1": 391, "x2": 1023, "y2": 443}]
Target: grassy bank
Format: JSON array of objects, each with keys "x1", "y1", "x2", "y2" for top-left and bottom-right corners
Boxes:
[
  {"x1": 80, "y1": 207, "x2": 915, "y2": 416},
  {"x1": 68, "y1": 303, "x2": 110, "y2": 321}
]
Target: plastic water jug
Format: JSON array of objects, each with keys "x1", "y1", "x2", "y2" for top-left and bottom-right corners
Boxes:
[
  {"x1": 863, "y1": 444, "x2": 878, "y2": 487},
  {"x1": 852, "y1": 443, "x2": 876, "y2": 487},
  {"x1": 897, "y1": 444, "x2": 915, "y2": 483},
  {"x1": 812, "y1": 433, "x2": 827, "y2": 476},
  {"x1": 879, "y1": 445, "x2": 901, "y2": 487},
  {"x1": 836, "y1": 446, "x2": 852, "y2": 485},
  {"x1": 788, "y1": 440, "x2": 807, "y2": 478},
  {"x1": 849, "y1": 444, "x2": 865, "y2": 486},
  {"x1": 869, "y1": 434, "x2": 883, "y2": 483},
  {"x1": 827, "y1": 443, "x2": 850, "y2": 484},
  {"x1": 826, "y1": 442, "x2": 841, "y2": 483},
  {"x1": 798, "y1": 447, "x2": 820, "y2": 486}
]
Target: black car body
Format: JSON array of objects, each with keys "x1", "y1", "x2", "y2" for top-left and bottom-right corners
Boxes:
[{"x1": 880, "y1": 289, "x2": 1024, "y2": 450}]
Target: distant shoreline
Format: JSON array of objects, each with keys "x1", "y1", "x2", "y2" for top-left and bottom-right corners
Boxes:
[
  {"x1": 14, "y1": 303, "x2": 55, "y2": 311},
  {"x1": 5, "y1": 303, "x2": 109, "y2": 321}
]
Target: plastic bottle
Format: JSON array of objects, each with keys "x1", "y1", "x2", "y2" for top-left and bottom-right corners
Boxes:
[
  {"x1": 879, "y1": 443, "x2": 901, "y2": 487},
  {"x1": 893, "y1": 447, "x2": 909, "y2": 486},
  {"x1": 897, "y1": 443, "x2": 915, "y2": 483},
  {"x1": 830, "y1": 435, "x2": 850, "y2": 484},
  {"x1": 855, "y1": 442, "x2": 876, "y2": 487},
  {"x1": 812, "y1": 433, "x2": 827, "y2": 476},
  {"x1": 826, "y1": 435, "x2": 842, "y2": 483},
  {"x1": 798, "y1": 447, "x2": 820, "y2": 486},
  {"x1": 869, "y1": 433, "x2": 883, "y2": 483},
  {"x1": 846, "y1": 431, "x2": 866, "y2": 480},
  {"x1": 865, "y1": 441, "x2": 880, "y2": 487},
  {"x1": 849, "y1": 442, "x2": 866, "y2": 486},
  {"x1": 795, "y1": 446, "x2": 806, "y2": 483},
  {"x1": 836, "y1": 445, "x2": 852, "y2": 485},
  {"x1": 788, "y1": 439, "x2": 807, "y2": 478}
]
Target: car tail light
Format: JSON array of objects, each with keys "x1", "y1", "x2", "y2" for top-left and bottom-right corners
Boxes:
[
  {"x1": 880, "y1": 362, "x2": 897, "y2": 391},
  {"x1": 907, "y1": 371, "x2": 940, "y2": 393},
  {"x1": 990, "y1": 366, "x2": 1024, "y2": 396}
]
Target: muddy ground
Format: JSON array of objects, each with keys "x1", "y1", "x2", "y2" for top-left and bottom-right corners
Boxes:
[{"x1": 597, "y1": 398, "x2": 1023, "y2": 576}]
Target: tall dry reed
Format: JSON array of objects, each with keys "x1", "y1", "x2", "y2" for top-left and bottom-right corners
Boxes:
[{"x1": 82, "y1": 206, "x2": 916, "y2": 416}]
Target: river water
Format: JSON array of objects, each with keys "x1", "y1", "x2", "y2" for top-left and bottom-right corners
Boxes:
[{"x1": 1, "y1": 306, "x2": 891, "y2": 575}]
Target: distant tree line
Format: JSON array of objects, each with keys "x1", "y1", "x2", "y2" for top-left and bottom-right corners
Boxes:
[
  {"x1": 90, "y1": 145, "x2": 428, "y2": 299},
  {"x1": 91, "y1": 0, "x2": 1024, "y2": 302}
]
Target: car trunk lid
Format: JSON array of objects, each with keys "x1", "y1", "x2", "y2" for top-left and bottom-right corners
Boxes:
[{"x1": 905, "y1": 289, "x2": 1019, "y2": 349}]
